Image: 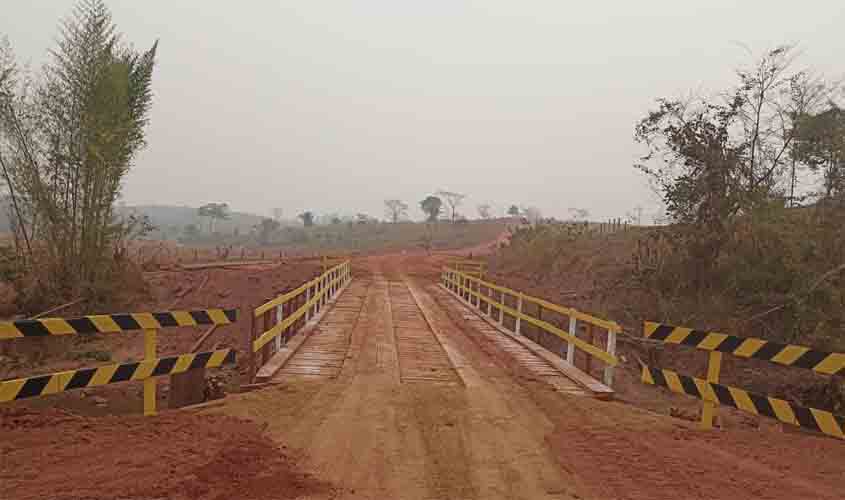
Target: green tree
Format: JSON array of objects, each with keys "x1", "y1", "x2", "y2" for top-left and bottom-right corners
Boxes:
[
  {"x1": 298, "y1": 210, "x2": 315, "y2": 227},
  {"x1": 197, "y1": 202, "x2": 229, "y2": 233},
  {"x1": 0, "y1": 0, "x2": 157, "y2": 299},
  {"x1": 507, "y1": 205, "x2": 520, "y2": 217},
  {"x1": 420, "y1": 195, "x2": 442, "y2": 222}
]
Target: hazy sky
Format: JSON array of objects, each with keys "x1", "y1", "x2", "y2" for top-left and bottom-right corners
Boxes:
[{"x1": 6, "y1": 1, "x2": 845, "y2": 221}]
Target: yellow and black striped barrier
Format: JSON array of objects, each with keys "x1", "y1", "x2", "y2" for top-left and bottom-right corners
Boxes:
[
  {"x1": 641, "y1": 364, "x2": 845, "y2": 440},
  {"x1": 0, "y1": 348, "x2": 235, "y2": 403},
  {"x1": 0, "y1": 308, "x2": 238, "y2": 339},
  {"x1": 645, "y1": 322, "x2": 844, "y2": 376}
]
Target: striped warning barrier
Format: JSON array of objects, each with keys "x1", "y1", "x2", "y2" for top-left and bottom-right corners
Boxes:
[
  {"x1": 641, "y1": 364, "x2": 845, "y2": 440},
  {"x1": 0, "y1": 348, "x2": 235, "y2": 403},
  {"x1": 644, "y1": 322, "x2": 845, "y2": 376},
  {"x1": 0, "y1": 308, "x2": 238, "y2": 339}
]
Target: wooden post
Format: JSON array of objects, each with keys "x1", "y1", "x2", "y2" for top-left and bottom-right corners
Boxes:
[
  {"x1": 143, "y1": 329, "x2": 157, "y2": 416},
  {"x1": 603, "y1": 328, "x2": 617, "y2": 387},
  {"x1": 701, "y1": 351, "x2": 723, "y2": 429},
  {"x1": 585, "y1": 324, "x2": 595, "y2": 376},
  {"x1": 566, "y1": 316, "x2": 577, "y2": 364},
  {"x1": 515, "y1": 293, "x2": 523, "y2": 335}
]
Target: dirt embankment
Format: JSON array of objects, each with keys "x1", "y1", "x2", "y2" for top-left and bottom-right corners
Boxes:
[{"x1": 0, "y1": 406, "x2": 339, "y2": 500}]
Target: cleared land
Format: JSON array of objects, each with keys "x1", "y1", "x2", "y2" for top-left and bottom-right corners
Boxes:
[{"x1": 3, "y1": 252, "x2": 844, "y2": 500}]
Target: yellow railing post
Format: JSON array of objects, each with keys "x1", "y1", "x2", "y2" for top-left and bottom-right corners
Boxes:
[
  {"x1": 701, "y1": 351, "x2": 722, "y2": 429},
  {"x1": 144, "y1": 328, "x2": 157, "y2": 416}
]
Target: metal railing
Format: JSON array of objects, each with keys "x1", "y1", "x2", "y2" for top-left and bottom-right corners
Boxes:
[
  {"x1": 247, "y1": 260, "x2": 352, "y2": 382},
  {"x1": 442, "y1": 266, "x2": 619, "y2": 387}
]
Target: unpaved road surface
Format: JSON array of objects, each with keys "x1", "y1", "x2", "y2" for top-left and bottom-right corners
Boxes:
[{"x1": 3, "y1": 254, "x2": 844, "y2": 500}]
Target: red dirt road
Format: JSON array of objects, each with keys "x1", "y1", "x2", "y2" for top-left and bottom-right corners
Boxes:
[{"x1": 3, "y1": 253, "x2": 844, "y2": 500}]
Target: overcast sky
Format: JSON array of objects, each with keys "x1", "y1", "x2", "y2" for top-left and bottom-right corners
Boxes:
[{"x1": 5, "y1": 1, "x2": 845, "y2": 221}]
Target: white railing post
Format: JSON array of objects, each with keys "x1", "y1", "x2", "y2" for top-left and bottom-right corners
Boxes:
[
  {"x1": 604, "y1": 329, "x2": 617, "y2": 387},
  {"x1": 566, "y1": 316, "x2": 577, "y2": 364},
  {"x1": 499, "y1": 290, "x2": 505, "y2": 325},
  {"x1": 515, "y1": 293, "x2": 523, "y2": 335}
]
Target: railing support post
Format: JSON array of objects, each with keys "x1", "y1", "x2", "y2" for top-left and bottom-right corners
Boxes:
[
  {"x1": 566, "y1": 316, "x2": 577, "y2": 364},
  {"x1": 701, "y1": 351, "x2": 722, "y2": 429},
  {"x1": 515, "y1": 293, "x2": 523, "y2": 335},
  {"x1": 499, "y1": 290, "x2": 505, "y2": 325},
  {"x1": 603, "y1": 329, "x2": 617, "y2": 387},
  {"x1": 143, "y1": 328, "x2": 157, "y2": 416}
]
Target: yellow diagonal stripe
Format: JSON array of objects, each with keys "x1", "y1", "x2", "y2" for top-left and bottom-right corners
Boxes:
[
  {"x1": 727, "y1": 387, "x2": 757, "y2": 413},
  {"x1": 641, "y1": 366, "x2": 654, "y2": 385},
  {"x1": 0, "y1": 379, "x2": 25, "y2": 402},
  {"x1": 698, "y1": 333, "x2": 728, "y2": 350},
  {"x1": 665, "y1": 327, "x2": 693, "y2": 344},
  {"x1": 131, "y1": 359, "x2": 158, "y2": 380},
  {"x1": 643, "y1": 322, "x2": 660, "y2": 338},
  {"x1": 733, "y1": 338, "x2": 767, "y2": 358},
  {"x1": 694, "y1": 378, "x2": 718, "y2": 404},
  {"x1": 768, "y1": 397, "x2": 798, "y2": 425},
  {"x1": 810, "y1": 409, "x2": 845, "y2": 439},
  {"x1": 207, "y1": 309, "x2": 230, "y2": 324},
  {"x1": 0, "y1": 323, "x2": 23, "y2": 339},
  {"x1": 131, "y1": 313, "x2": 160, "y2": 330},
  {"x1": 170, "y1": 311, "x2": 197, "y2": 326},
  {"x1": 770, "y1": 345, "x2": 810, "y2": 365},
  {"x1": 172, "y1": 354, "x2": 195, "y2": 374},
  {"x1": 207, "y1": 350, "x2": 229, "y2": 367},
  {"x1": 89, "y1": 365, "x2": 119, "y2": 386},
  {"x1": 813, "y1": 353, "x2": 845, "y2": 375},
  {"x1": 88, "y1": 315, "x2": 122, "y2": 333},
  {"x1": 38, "y1": 319, "x2": 78, "y2": 336},
  {"x1": 663, "y1": 370, "x2": 685, "y2": 393}
]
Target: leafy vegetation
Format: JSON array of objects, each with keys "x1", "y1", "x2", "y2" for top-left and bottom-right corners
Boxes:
[{"x1": 0, "y1": 0, "x2": 157, "y2": 309}]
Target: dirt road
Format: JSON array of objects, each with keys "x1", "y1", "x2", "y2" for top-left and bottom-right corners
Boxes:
[{"x1": 4, "y1": 254, "x2": 844, "y2": 500}]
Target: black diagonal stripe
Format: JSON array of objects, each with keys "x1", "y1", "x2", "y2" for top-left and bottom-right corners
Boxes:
[
  {"x1": 66, "y1": 317, "x2": 100, "y2": 335},
  {"x1": 14, "y1": 320, "x2": 52, "y2": 337},
  {"x1": 110, "y1": 362, "x2": 140, "y2": 383},
  {"x1": 16, "y1": 375, "x2": 52, "y2": 399},
  {"x1": 189, "y1": 351, "x2": 212, "y2": 370},
  {"x1": 647, "y1": 324, "x2": 675, "y2": 341},
  {"x1": 679, "y1": 330, "x2": 708, "y2": 347},
  {"x1": 189, "y1": 310, "x2": 212, "y2": 325},
  {"x1": 837, "y1": 416, "x2": 845, "y2": 435},
  {"x1": 648, "y1": 367, "x2": 667, "y2": 388},
  {"x1": 791, "y1": 349, "x2": 830, "y2": 371},
  {"x1": 715, "y1": 335, "x2": 744, "y2": 353},
  {"x1": 66, "y1": 368, "x2": 97, "y2": 389},
  {"x1": 223, "y1": 350, "x2": 236, "y2": 364},
  {"x1": 224, "y1": 309, "x2": 237, "y2": 322},
  {"x1": 151, "y1": 356, "x2": 178, "y2": 376},
  {"x1": 747, "y1": 393, "x2": 777, "y2": 419},
  {"x1": 793, "y1": 406, "x2": 821, "y2": 432},
  {"x1": 110, "y1": 314, "x2": 141, "y2": 331},
  {"x1": 750, "y1": 341, "x2": 787, "y2": 361},
  {"x1": 678, "y1": 374, "x2": 701, "y2": 398},
  {"x1": 153, "y1": 312, "x2": 179, "y2": 327},
  {"x1": 711, "y1": 383, "x2": 737, "y2": 408}
]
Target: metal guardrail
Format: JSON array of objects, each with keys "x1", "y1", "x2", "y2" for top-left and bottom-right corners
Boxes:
[
  {"x1": 247, "y1": 261, "x2": 352, "y2": 382},
  {"x1": 442, "y1": 267, "x2": 619, "y2": 386},
  {"x1": 0, "y1": 308, "x2": 238, "y2": 415},
  {"x1": 641, "y1": 321, "x2": 845, "y2": 439}
]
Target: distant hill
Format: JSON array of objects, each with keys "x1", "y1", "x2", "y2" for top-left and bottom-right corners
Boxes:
[
  {"x1": 117, "y1": 205, "x2": 270, "y2": 240},
  {"x1": 0, "y1": 201, "x2": 273, "y2": 240}
]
